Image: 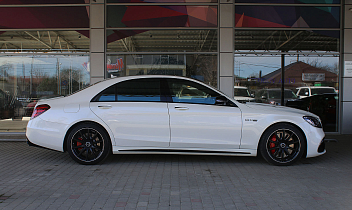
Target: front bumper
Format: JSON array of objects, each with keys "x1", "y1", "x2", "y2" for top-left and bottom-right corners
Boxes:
[{"x1": 318, "y1": 139, "x2": 325, "y2": 153}]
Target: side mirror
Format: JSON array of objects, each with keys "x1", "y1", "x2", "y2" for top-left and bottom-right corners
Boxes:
[
  {"x1": 215, "y1": 96, "x2": 236, "y2": 107},
  {"x1": 215, "y1": 96, "x2": 227, "y2": 105}
]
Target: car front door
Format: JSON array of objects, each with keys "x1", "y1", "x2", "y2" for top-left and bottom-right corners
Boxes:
[
  {"x1": 165, "y1": 78, "x2": 242, "y2": 150},
  {"x1": 90, "y1": 78, "x2": 170, "y2": 148}
]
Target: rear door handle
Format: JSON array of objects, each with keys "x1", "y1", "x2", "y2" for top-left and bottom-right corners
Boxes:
[
  {"x1": 174, "y1": 106, "x2": 189, "y2": 110},
  {"x1": 98, "y1": 105, "x2": 112, "y2": 109}
]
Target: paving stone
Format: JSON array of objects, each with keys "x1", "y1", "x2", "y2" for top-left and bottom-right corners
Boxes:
[{"x1": 0, "y1": 135, "x2": 350, "y2": 210}]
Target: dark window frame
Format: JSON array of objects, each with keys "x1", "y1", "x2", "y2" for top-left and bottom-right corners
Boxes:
[{"x1": 91, "y1": 77, "x2": 237, "y2": 107}]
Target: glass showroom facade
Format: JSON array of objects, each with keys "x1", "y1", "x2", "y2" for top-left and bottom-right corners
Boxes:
[{"x1": 0, "y1": 0, "x2": 346, "y2": 133}]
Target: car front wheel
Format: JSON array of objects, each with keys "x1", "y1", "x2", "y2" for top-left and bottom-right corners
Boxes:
[
  {"x1": 259, "y1": 123, "x2": 306, "y2": 166},
  {"x1": 67, "y1": 123, "x2": 111, "y2": 165}
]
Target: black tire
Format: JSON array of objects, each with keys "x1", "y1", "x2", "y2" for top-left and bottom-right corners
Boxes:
[
  {"x1": 67, "y1": 123, "x2": 111, "y2": 165},
  {"x1": 259, "y1": 123, "x2": 306, "y2": 166}
]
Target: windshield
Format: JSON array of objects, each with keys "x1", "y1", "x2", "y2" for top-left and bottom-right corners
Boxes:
[
  {"x1": 268, "y1": 90, "x2": 298, "y2": 99},
  {"x1": 234, "y1": 88, "x2": 250, "y2": 97},
  {"x1": 311, "y1": 88, "x2": 336, "y2": 95}
]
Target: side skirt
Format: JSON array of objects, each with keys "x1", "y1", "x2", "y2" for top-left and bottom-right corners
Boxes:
[{"x1": 112, "y1": 147, "x2": 257, "y2": 156}]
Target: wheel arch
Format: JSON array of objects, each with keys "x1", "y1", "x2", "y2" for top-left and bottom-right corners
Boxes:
[
  {"x1": 257, "y1": 121, "x2": 308, "y2": 158},
  {"x1": 63, "y1": 120, "x2": 112, "y2": 152}
]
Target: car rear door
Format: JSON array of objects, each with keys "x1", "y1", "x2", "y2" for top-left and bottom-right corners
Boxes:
[
  {"x1": 90, "y1": 78, "x2": 170, "y2": 148},
  {"x1": 165, "y1": 78, "x2": 242, "y2": 150}
]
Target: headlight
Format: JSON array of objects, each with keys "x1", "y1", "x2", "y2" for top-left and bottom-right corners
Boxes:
[{"x1": 303, "y1": 116, "x2": 322, "y2": 128}]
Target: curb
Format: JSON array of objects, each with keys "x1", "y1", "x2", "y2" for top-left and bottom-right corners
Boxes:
[{"x1": 0, "y1": 133, "x2": 26, "y2": 141}]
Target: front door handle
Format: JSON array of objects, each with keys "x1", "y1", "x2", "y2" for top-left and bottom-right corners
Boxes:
[
  {"x1": 174, "y1": 106, "x2": 189, "y2": 111},
  {"x1": 98, "y1": 105, "x2": 112, "y2": 109}
]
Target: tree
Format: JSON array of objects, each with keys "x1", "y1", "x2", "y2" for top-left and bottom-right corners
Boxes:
[{"x1": 305, "y1": 58, "x2": 339, "y2": 75}]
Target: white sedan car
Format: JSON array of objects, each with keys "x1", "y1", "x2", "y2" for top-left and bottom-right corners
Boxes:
[{"x1": 26, "y1": 75, "x2": 326, "y2": 166}]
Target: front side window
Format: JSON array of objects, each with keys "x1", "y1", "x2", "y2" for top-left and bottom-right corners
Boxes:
[{"x1": 166, "y1": 79, "x2": 220, "y2": 105}]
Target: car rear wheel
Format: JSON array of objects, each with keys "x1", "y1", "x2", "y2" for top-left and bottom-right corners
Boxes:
[
  {"x1": 259, "y1": 123, "x2": 306, "y2": 166},
  {"x1": 67, "y1": 123, "x2": 111, "y2": 165}
]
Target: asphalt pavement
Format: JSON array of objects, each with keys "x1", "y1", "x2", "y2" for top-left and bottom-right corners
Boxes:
[{"x1": 0, "y1": 134, "x2": 351, "y2": 210}]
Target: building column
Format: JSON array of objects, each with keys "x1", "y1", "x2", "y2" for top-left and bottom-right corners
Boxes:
[
  {"x1": 218, "y1": 0, "x2": 234, "y2": 97},
  {"x1": 90, "y1": 0, "x2": 105, "y2": 84},
  {"x1": 342, "y1": 1, "x2": 352, "y2": 134}
]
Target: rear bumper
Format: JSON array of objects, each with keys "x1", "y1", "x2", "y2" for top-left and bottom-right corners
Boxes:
[{"x1": 26, "y1": 117, "x2": 68, "y2": 152}]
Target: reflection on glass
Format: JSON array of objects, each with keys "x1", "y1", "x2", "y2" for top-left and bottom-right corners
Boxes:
[
  {"x1": 234, "y1": 54, "x2": 339, "y2": 132},
  {"x1": 107, "y1": 54, "x2": 217, "y2": 87},
  {"x1": 235, "y1": 0, "x2": 340, "y2": 3},
  {"x1": 107, "y1": 0, "x2": 217, "y2": 2},
  {"x1": 107, "y1": 6, "x2": 217, "y2": 28},
  {"x1": 234, "y1": 30, "x2": 339, "y2": 52},
  {"x1": 0, "y1": 31, "x2": 90, "y2": 53},
  {"x1": 235, "y1": 6, "x2": 340, "y2": 28},
  {"x1": 0, "y1": 7, "x2": 89, "y2": 29},
  {"x1": 107, "y1": 30, "x2": 217, "y2": 52},
  {"x1": 167, "y1": 78, "x2": 219, "y2": 105},
  {"x1": 0, "y1": 0, "x2": 89, "y2": 4},
  {"x1": 0, "y1": 55, "x2": 90, "y2": 132}
]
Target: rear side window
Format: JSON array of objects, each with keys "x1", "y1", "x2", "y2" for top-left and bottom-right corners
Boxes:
[
  {"x1": 96, "y1": 85, "x2": 116, "y2": 102},
  {"x1": 91, "y1": 78, "x2": 161, "y2": 102},
  {"x1": 116, "y1": 79, "x2": 161, "y2": 102}
]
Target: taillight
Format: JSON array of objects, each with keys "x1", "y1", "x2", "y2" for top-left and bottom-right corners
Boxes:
[{"x1": 31, "y1": 104, "x2": 50, "y2": 119}]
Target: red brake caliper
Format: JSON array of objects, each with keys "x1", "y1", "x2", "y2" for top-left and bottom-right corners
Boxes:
[
  {"x1": 77, "y1": 137, "x2": 83, "y2": 150},
  {"x1": 270, "y1": 135, "x2": 276, "y2": 154}
]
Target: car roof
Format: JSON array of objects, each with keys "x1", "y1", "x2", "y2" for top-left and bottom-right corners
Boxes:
[
  {"x1": 93, "y1": 75, "x2": 208, "y2": 88},
  {"x1": 297, "y1": 86, "x2": 335, "y2": 89},
  {"x1": 264, "y1": 88, "x2": 293, "y2": 91}
]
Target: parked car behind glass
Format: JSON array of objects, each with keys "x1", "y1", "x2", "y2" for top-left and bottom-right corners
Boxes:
[
  {"x1": 296, "y1": 86, "x2": 337, "y2": 99},
  {"x1": 286, "y1": 93, "x2": 338, "y2": 131},
  {"x1": 255, "y1": 89, "x2": 298, "y2": 106},
  {"x1": 234, "y1": 86, "x2": 255, "y2": 103}
]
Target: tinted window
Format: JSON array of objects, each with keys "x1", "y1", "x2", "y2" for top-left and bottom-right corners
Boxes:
[
  {"x1": 166, "y1": 79, "x2": 220, "y2": 105},
  {"x1": 284, "y1": 90, "x2": 298, "y2": 99},
  {"x1": 235, "y1": 88, "x2": 250, "y2": 97},
  {"x1": 268, "y1": 90, "x2": 297, "y2": 99},
  {"x1": 298, "y1": 88, "x2": 309, "y2": 96},
  {"x1": 93, "y1": 85, "x2": 116, "y2": 102},
  {"x1": 92, "y1": 78, "x2": 161, "y2": 102},
  {"x1": 116, "y1": 78, "x2": 161, "y2": 102},
  {"x1": 95, "y1": 85, "x2": 116, "y2": 101},
  {"x1": 311, "y1": 88, "x2": 336, "y2": 95}
]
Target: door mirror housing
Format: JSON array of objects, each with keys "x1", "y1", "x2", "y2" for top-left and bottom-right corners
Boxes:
[{"x1": 215, "y1": 96, "x2": 236, "y2": 107}]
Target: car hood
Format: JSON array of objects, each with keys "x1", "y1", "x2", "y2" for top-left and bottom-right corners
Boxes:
[{"x1": 243, "y1": 102, "x2": 317, "y2": 117}]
